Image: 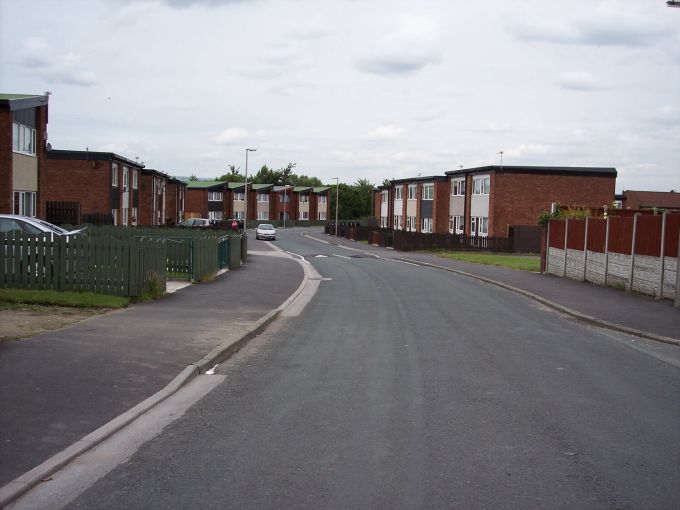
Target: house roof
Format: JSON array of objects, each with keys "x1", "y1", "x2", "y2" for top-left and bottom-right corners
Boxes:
[
  {"x1": 622, "y1": 190, "x2": 680, "y2": 209},
  {"x1": 313, "y1": 186, "x2": 330, "y2": 193},
  {"x1": 294, "y1": 186, "x2": 313, "y2": 192},
  {"x1": 142, "y1": 168, "x2": 170, "y2": 179},
  {"x1": 251, "y1": 183, "x2": 274, "y2": 191},
  {"x1": 228, "y1": 182, "x2": 246, "y2": 190},
  {"x1": 0, "y1": 93, "x2": 49, "y2": 111},
  {"x1": 445, "y1": 165, "x2": 617, "y2": 177},
  {"x1": 186, "y1": 180, "x2": 226, "y2": 189},
  {"x1": 47, "y1": 149, "x2": 144, "y2": 168},
  {"x1": 390, "y1": 175, "x2": 448, "y2": 184}
]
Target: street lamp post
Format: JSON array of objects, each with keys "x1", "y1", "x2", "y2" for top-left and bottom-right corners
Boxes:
[
  {"x1": 333, "y1": 177, "x2": 339, "y2": 237},
  {"x1": 244, "y1": 148, "x2": 256, "y2": 232},
  {"x1": 283, "y1": 184, "x2": 290, "y2": 228},
  {"x1": 498, "y1": 151, "x2": 504, "y2": 170}
]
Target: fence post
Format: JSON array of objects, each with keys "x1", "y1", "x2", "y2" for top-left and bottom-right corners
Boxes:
[
  {"x1": 563, "y1": 219, "x2": 569, "y2": 277},
  {"x1": 604, "y1": 216, "x2": 610, "y2": 287},
  {"x1": 544, "y1": 219, "x2": 551, "y2": 274},
  {"x1": 658, "y1": 211, "x2": 667, "y2": 299},
  {"x1": 627, "y1": 213, "x2": 638, "y2": 292},
  {"x1": 582, "y1": 216, "x2": 589, "y2": 282}
]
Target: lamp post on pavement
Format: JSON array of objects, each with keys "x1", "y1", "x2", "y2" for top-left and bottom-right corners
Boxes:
[
  {"x1": 244, "y1": 148, "x2": 256, "y2": 233},
  {"x1": 333, "y1": 177, "x2": 339, "y2": 237}
]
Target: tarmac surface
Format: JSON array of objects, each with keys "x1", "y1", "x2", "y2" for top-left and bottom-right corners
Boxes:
[{"x1": 0, "y1": 227, "x2": 678, "y2": 506}]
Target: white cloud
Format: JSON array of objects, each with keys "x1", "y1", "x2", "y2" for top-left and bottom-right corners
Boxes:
[
  {"x1": 364, "y1": 124, "x2": 406, "y2": 141},
  {"x1": 356, "y1": 15, "x2": 442, "y2": 75},
  {"x1": 18, "y1": 37, "x2": 97, "y2": 86},
  {"x1": 210, "y1": 128, "x2": 249, "y2": 144},
  {"x1": 556, "y1": 71, "x2": 607, "y2": 91}
]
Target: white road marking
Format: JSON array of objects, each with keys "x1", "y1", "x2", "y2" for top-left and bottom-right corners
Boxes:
[{"x1": 332, "y1": 254, "x2": 351, "y2": 260}]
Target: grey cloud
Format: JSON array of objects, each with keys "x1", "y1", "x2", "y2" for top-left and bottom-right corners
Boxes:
[
  {"x1": 160, "y1": 0, "x2": 255, "y2": 7},
  {"x1": 556, "y1": 72, "x2": 607, "y2": 91},
  {"x1": 19, "y1": 38, "x2": 97, "y2": 86},
  {"x1": 356, "y1": 55, "x2": 435, "y2": 75}
]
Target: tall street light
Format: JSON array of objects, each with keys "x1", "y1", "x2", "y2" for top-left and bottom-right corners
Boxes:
[
  {"x1": 244, "y1": 148, "x2": 256, "y2": 233},
  {"x1": 333, "y1": 177, "x2": 339, "y2": 237}
]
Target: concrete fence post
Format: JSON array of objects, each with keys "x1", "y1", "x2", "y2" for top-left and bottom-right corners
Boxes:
[
  {"x1": 627, "y1": 213, "x2": 639, "y2": 292},
  {"x1": 658, "y1": 211, "x2": 667, "y2": 299},
  {"x1": 563, "y1": 219, "x2": 569, "y2": 278},
  {"x1": 583, "y1": 217, "x2": 589, "y2": 282},
  {"x1": 604, "y1": 216, "x2": 610, "y2": 286}
]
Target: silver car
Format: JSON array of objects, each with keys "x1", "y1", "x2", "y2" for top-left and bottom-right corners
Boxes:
[
  {"x1": 255, "y1": 223, "x2": 276, "y2": 240},
  {"x1": 0, "y1": 214, "x2": 86, "y2": 239}
]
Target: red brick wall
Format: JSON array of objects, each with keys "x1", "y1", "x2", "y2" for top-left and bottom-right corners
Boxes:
[
  {"x1": 491, "y1": 172, "x2": 616, "y2": 238},
  {"x1": 36, "y1": 105, "x2": 48, "y2": 218},
  {"x1": 185, "y1": 188, "x2": 208, "y2": 218},
  {"x1": 43, "y1": 158, "x2": 113, "y2": 217},
  {"x1": 166, "y1": 182, "x2": 179, "y2": 225},
  {"x1": 433, "y1": 180, "x2": 449, "y2": 233},
  {"x1": 0, "y1": 110, "x2": 12, "y2": 213}
]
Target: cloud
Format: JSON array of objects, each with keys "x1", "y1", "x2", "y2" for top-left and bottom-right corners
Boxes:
[
  {"x1": 364, "y1": 124, "x2": 406, "y2": 141},
  {"x1": 356, "y1": 15, "x2": 442, "y2": 75},
  {"x1": 504, "y1": 143, "x2": 553, "y2": 158},
  {"x1": 210, "y1": 128, "x2": 249, "y2": 144},
  {"x1": 18, "y1": 37, "x2": 97, "y2": 86},
  {"x1": 508, "y1": 11, "x2": 672, "y2": 47},
  {"x1": 556, "y1": 71, "x2": 607, "y2": 91},
  {"x1": 159, "y1": 0, "x2": 256, "y2": 7}
]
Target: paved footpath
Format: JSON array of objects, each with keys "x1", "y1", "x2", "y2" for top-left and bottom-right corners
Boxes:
[
  {"x1": 0, "y1": 241, "x2": 304, "y2": 490},
  {"x1": 306, "y1": 230, "x2": 680, "y2": 343}
]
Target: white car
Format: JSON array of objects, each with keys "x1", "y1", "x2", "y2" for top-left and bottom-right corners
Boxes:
[
  {"x1": 0, "y1": 214, "x2": 86, "y2": 239},
  {"x1": 255, "y1": 223, "x2": 277, "y2": 240}
]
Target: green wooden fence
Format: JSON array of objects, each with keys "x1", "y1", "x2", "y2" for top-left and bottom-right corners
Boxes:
[{"x1": 0, "y1": 233, "x2": 166, "y2": 297}]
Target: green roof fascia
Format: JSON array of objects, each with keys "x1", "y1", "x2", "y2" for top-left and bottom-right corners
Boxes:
[
  {"x1": 294, "y1": 186, "x2": 313, "y2": 193},
  {"x1": 0, "y1": 94, "x2": 43, "y2": 100},
  {"x1": 186, "y1": 180, "x2": 226, "y2": 189},
  {"x1": 313, "y1": 187, "x2": 330, "y2": 193},
  {"x1": 250, "y1": 183, "x2": 274, "y2": 191},
  {"x1": 228, "y1": 182, "x2": 246, "y2": 190}
]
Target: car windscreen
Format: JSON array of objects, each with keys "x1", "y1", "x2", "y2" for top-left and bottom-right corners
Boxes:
[{"x1": 259, "y1": 224, "x2": 274, "y2": 229}]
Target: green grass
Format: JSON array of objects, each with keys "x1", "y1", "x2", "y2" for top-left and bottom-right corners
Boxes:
[
  {"x1": 0, "y1": 288, "x2": 129, "y2": 308},
  {"x1": 434, "y1": 251, "x2": 540, "y2": 271}
]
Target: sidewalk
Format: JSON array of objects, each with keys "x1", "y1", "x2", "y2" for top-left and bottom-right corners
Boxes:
[
  {"x1": 307, "y1": 231, "x2": 680, "y2": 343},
  {"x1": 0, "y1": 243, "x2": 304, "y2": 493}
]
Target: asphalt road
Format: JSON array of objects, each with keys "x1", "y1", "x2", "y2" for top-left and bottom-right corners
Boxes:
[{"x1": 63, "y1": 229, "x2": 680, "y2": 509}]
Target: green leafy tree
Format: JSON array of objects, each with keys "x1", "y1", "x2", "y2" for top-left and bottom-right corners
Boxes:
[
  {"x1": 189, "y1": 174, "x2": 199, "y2": 181},
  {"x1": 217, "y1": 165, "x2": 244, "y2": 182}
]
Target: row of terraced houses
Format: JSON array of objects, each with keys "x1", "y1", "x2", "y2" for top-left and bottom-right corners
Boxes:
[
  {"x1": 1, "y1": 93, "x2": 329, "y2": 225},
  {"x1": 373, "y1": 166, "x2": 619, "y2": 238}
]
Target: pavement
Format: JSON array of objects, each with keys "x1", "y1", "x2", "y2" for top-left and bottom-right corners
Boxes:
[{"x1": 1, "y1": 227, "x2": 678, "y2": 507}]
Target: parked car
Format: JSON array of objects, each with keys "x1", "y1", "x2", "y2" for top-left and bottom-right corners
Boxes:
[
  {"x1": 255, "y1": 223, "x2": 276, "y2": 240},
  {"x1": 177, "y1": 218, "x2": 211, "y2": 227},
  {"x1": 0, "y1": 214, "x2": 86, "y2": 239}
]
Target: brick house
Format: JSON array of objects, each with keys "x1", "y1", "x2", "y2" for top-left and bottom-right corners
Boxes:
[
  {"x1": 295, "y1": 186, "x2": 313, "y2": 221},
  {"x1": 374, "y1": 185, "x2": 391, "y2": 228},
  {"x1": 251, "y1": 183, "x2": 275, "y2": 221},
  {"x1": 272, "y1": 185, "x2": 295, "y2": 221},
  {"x1": 0, "y1": 93, "x2": 49, "y2": 217},
  {"x1": 312, "y1": 187, "x2": 331, "y2": 221},
  {"x1": 139, "y1": 168, "x2": 173, "y2": 226},
  {"x1": 185, "y1": 181, "x2": 226, "y2": 220},
  {"x1": 166, "y1": 177, "x2": 187, "y2": 225},
  {"x1": 386, "y1": 176, "x2": 449, "y2": 233},
  {"x1": 617, "y1": 190, "x2": 680, "y2": 212},
  {"x1": 45, "y1": 150, "x2": 145, "y2": 226},
  {"x1": 445, "y1": 165, "x2": 617, "y2": 238}
]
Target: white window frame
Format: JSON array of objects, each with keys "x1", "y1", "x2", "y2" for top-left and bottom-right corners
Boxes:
[
  {"x1": 318, "y1": 195, "x2": 327, "y2": 204},
  {"x1": 451, "y1": 178, "x2": 465, "y2": 196},
  {"x1": 234, "y1": 211, "x2": 244, "y2": 219},
  {"x1": 280, "y1": 193, "x2": 290, "y2": 203},
  {"x1": 318, "y1": 211, "x2": 327, "y2": 220},
  {"x1": 393, "y1": 214, "x2": 402, "y2": 230},
  {"x1": 131, "y1": 207, "x2": 138, "y2": 225},
  {"x1": 380, "y1": 216, "x2": 389, "y2": 228},
  {"x1": 470, "y1": 216, "x2": 489, "y2": 237},
  {"x1": 472, "y1": 175, "x2": 490, "y2": 195},
  {"x1": 209, "y1": 211, "x2": 224, "y2": 220},
  {"x1": 112, "y1": 163, "x2": 119, "y2": 187},
  {"x1": 422, "y1": 217, "x2": 433, "y2": 233},
  {"x1": 132, "y1": 170, "x2": 138, "y2": 189},
  {"x1": 234, "y1": 192, "x2": 245, "y2": 201},
  {"x1": 299, "y1": 195, "x2": 309, "y2": 204},
  {"x1": 381, "y1": 190, "x2": 389, "y2": 202},
  {"x1": 12, "y1": 123, "x2": 36, "y2": 156},
  {"x1": 422, "y1": 184, "x2": 434, "y2": 200},
  {"x1": 407, "y1": 185, "x2": 417, "y2": 200},
  {"x1": 208, "y1": 191, "x2": 223, "y2": 201},
  {"x1": 123, "y1": 167, "x2": 129, "y2": 191},
  {"x1": 112, "y1": 209, "x2": 118, "y2": 226},
  {"x1": 257, "y1": 211, "x2": 269, "y2": 220},
  {"x1": 395, "y1": 186, "x2": 403, "y2": 200},
  {"x1": 299, "y1": 211, "x2": 309, "y2": 220},
  {"x1": 13, "y1": 191, "x2": 36, "y2": 217},
  {"x1": 257, "y1": 193, "x2": 269, "y2": 203},
  {"x1": 406, "y1": 215, "x2": 416, "y2": 232}
]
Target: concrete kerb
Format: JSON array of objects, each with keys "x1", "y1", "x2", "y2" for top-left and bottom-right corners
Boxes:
[
  {"x1": 394, "y1": 256, "x2": 680, "y2": 347},
  {"x1": 0, "y1": 247, "x2": 313, "y2": 509}
]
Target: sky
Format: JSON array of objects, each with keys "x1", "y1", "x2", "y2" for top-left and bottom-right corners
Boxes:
[{"x1": 1, "y1": 0, "x2": 679, "y2": 192}]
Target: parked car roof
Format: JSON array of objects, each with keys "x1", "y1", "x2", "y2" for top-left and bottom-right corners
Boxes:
[{"x1": 0, "y1": 215, "x2": 86, "y2": 236}]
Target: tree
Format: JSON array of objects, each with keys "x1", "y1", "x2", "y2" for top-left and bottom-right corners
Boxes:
[
  {"x1": 217, "y1": 164, "x2": 244, "y2": 182},
  {"x1": 189, "y1": 174, "x2": 198, "y2": 181},
  {"x1": 251, "y1": 164, "x2": 278, "y2": 184},
  {"x1": 328, "y1": 179, "x2": 375, "y2": 220},
  {"x1": 382, "y1": 178, "x2": 392, "y2": 187}
]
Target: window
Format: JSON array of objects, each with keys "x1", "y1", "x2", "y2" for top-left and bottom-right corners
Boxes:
[
  {"x1": 123, "y1": 167, "x2": 129, "y2": 190},
  {"x1": 112, "y1": 164, "x2": 119, "y2": 187},
  {"x1": 393, "y1": 214, "x2": 402, "y2": 230},
  {"x1": 422, "y1": 217, "x2": 433, "y2": 233},
  {"x1": 448, "y1": 215, "x2": 464, "y2": 234},
  {"x1": 131, "y1": 207, "x2": 138, "y2": 225},
  {"x1": 234, "y1": 192, "x2": 244, "y2": 201},
  {"x1": 422, "y1": 184, "x2": 434, "y2": 200},
  {"x1": 299, "y1": 211, "x2": 309, "y2": 220},
  {"x1": 451, "y1": 178, "x2": 465, "y2": 196},
  {"x1": 122, "y1": 207, "x2": 128, "y2": 226},
  {"x1": 11, "y1": 123, "x2": 36, "y2": 156},
  {"x1": 132, "y1": 170, "x2": 138, "y2": 189},
  {"x1": 234, "y1": 211, "x2": 244, "y2": 219},
  {"x1": 406, "y1": 216, "x2": 416, "y2": 232},
  {"x1": 257, "y1": 193, "x2": 268, "y2": 202},
  {"x1": 381, "y1": 216, "x2": 389, "y2": 228},
  {"x1": 208, "y1": 191, "x2": 223, "y2": 201},
  {"x1": 318, "y1": 211, "x2": 327, "y2": 220},
  {"x1": 13, "y1": 191, "x2": 36, "y2": 217},
  {"x1": 471, "y1": 216, "x2": 489, "y2": 237},
  {"x1": 381, "y1": 190, "x2": 389, "y2": 202},
  {"x1": 472, "y1": 175, "x2": 490, "y2": 195},
  {"x1": 407, "y1": 184, "x2": 417, "y2": 200},
  {"x1": 257, "y1": 211, "x2": 269, "y2": 220},
  {"x1": 318, "y1": 195, "x2": 327, "y2": 204},
  {"x1": 299, "y1": 195, "x2": 309, "y2": 204},
  {"x1": 280, "y1": 193, "x2": 290, "y2": 203},
  {"x1": 209, "y1": 211, "x2": 224, "y2": 220},
  {"x1": 395, "y1": 186, "x2": 403, "y2": 200},
  {"x1": 112, "y1": 209, "x2": 118, "y2": 226}
]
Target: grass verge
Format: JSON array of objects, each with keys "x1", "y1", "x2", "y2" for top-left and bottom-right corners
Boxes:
[
  {"x1": 433, "y1": 251, "x2": 540, "y2": 271},
  {"x1": 0, "y1": 288, "x2": 129, "y2": 308}
]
